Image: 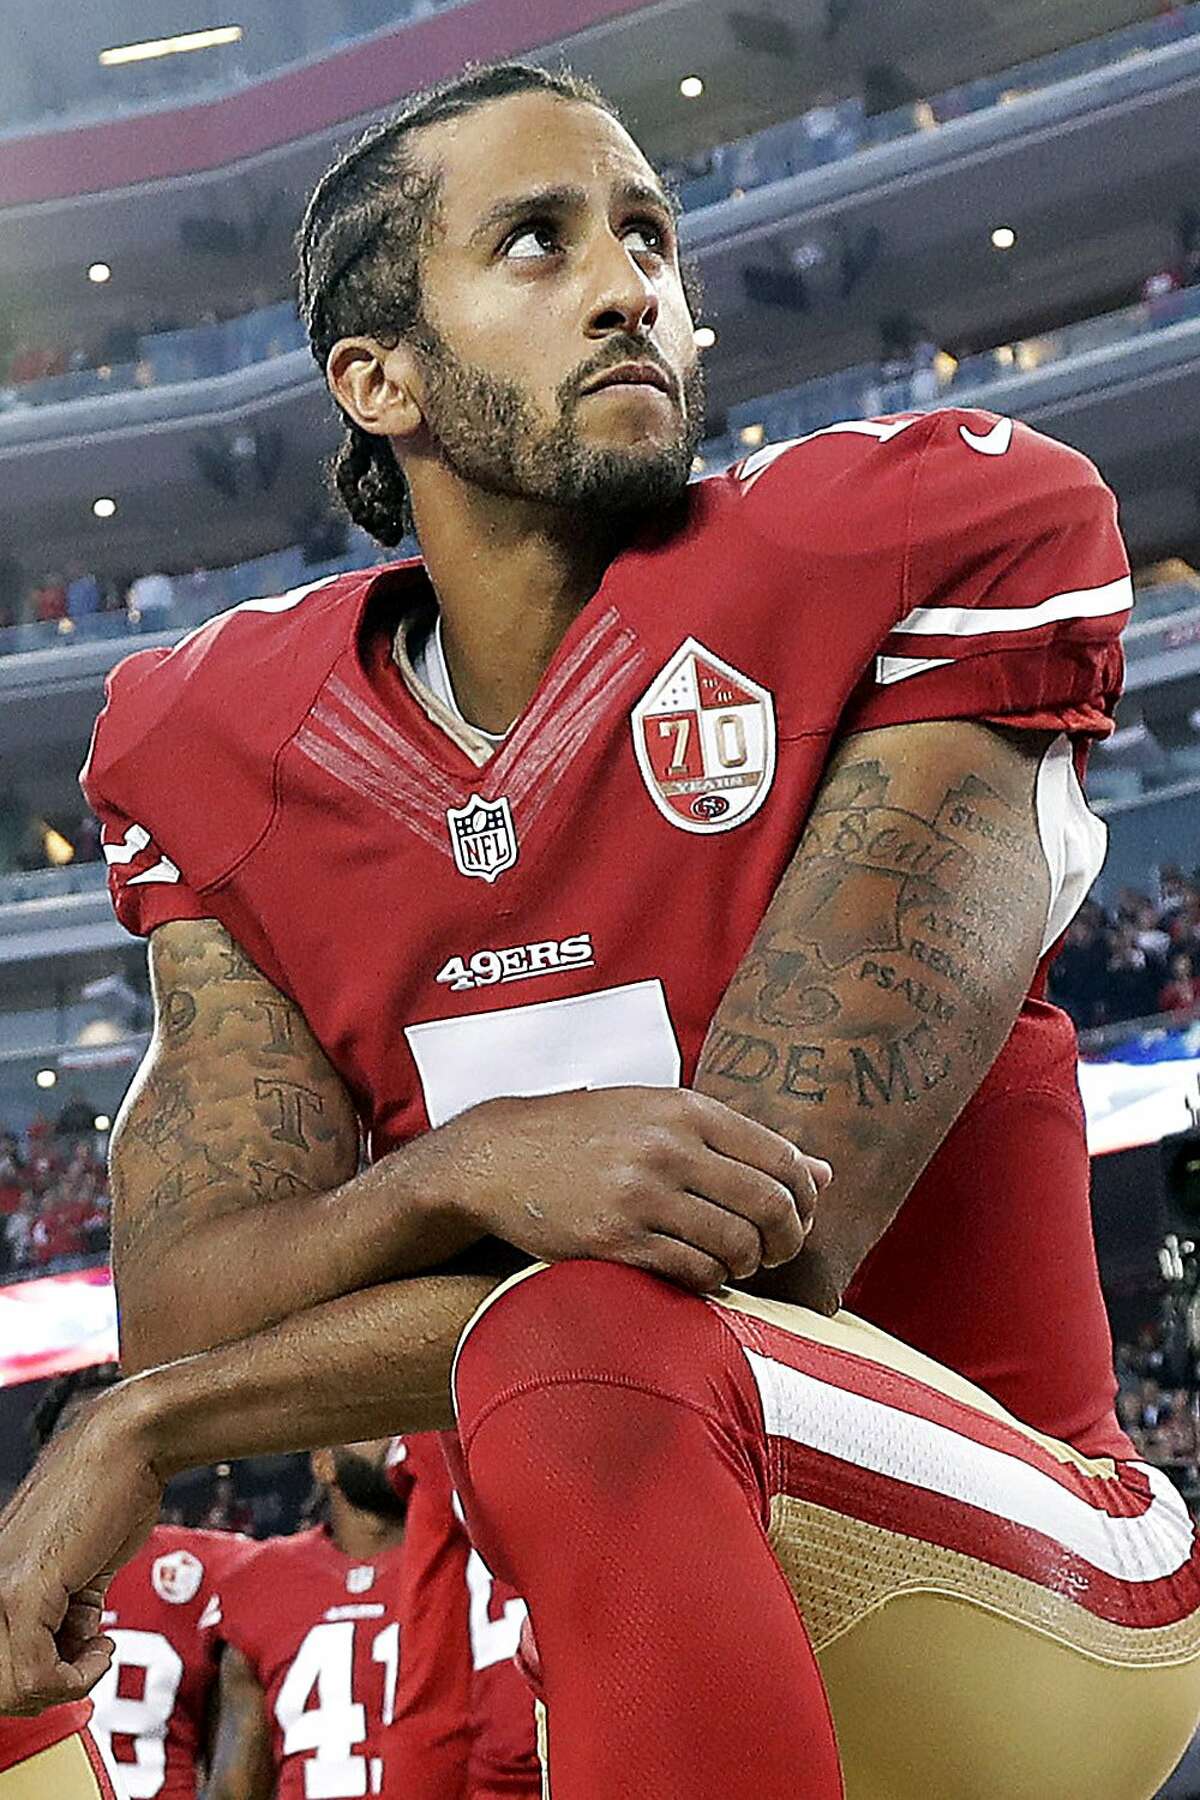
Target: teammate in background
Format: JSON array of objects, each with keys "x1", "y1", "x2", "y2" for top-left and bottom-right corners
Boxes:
[
  {"x1": 393, "y1": 1438, "x2": 538, "y2": 1800},
  {"x1": 461, "y1": 1534, "x2": 539, "y2": 1800},
  {"x1": 206, "y1": 1435, "x2": 469, "y2": 1800},
  {"x1": 3, "y1": 56, "x2": 1200, "y2": 1800},
  {"x1": 29, "y1": 1366, "x2": 252, "y2": 1800}
]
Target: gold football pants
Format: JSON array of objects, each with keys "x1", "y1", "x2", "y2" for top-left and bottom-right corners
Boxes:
[{"x1": 0, "y1": 1735, "x2": 114, "y2": 1799}]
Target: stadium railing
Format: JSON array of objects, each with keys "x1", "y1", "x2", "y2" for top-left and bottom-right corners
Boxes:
[
  {"x1": 8, "y1": 285, "x2": 1200, "y2": 665},
  {"x1": 6, "y1": 2, "x2": 1200, "y2": 412},
  {"x1": 670, "y1": 3, "x2": 1200, "y2": 211}
]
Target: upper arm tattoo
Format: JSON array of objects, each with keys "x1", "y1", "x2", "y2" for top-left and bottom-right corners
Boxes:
[
  {"x1": 698, "y1": 722, "x2": 1051, "y2": 1241},
  {"x1": 109, "y1": 920, "x2": 360, "y2": 1273}
]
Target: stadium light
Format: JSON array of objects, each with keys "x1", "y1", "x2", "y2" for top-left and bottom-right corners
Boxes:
[
  {"x1": 92, "y1": 497, "x2": 117, "y2": 519},
  {"x1": 694, "y1": 326, "x2": 717, "y2": 349},
  {"x1": 87, "y1": 262, "x2": 112, "y2": 284},
  {"x1": 94, "y1": 1115, "x2": 112, "y2": 1132},
  {"x1": 99, "y1": 26, "x2": 243, "y2": 67},
  {"x1": 35, "y1": 1070, "x2": 56, "y2": 1090},
  {"x1": 991, "y1": 226, "x2": 1016, "y2": 250},
  {"x1": 679, "y1": 76, "x2": 704, "y2": 99}
]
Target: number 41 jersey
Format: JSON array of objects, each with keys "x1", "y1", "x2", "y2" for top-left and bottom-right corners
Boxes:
[
  {"x1": 216, "y1": 1525, "x2": 412, "y2": 1800},
  {"x1": 84, "y1": 409, "x2": 1133, "y2": 1459}
]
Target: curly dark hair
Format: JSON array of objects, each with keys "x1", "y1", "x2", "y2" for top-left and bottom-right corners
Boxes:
[{"x1": 296, "y1": 63, "x2": 621, "y2": 547}]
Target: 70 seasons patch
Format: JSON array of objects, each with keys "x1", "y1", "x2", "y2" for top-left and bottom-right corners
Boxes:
[{"x1": 631, "y1": 637, "x2": 776, "y2": 834}]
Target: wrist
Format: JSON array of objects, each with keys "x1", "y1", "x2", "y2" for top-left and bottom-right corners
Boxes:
[
  {"x1": 107, "y1": 1358, "x2": 206, "y2": 1484},
  {"x1": 396, "y1": 1098, "x2": 518, "y2": 1240}
]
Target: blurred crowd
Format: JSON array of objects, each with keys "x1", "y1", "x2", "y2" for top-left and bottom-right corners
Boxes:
[
  {"x1": 0, "y1": 1109, "x2": 110, "y2": 1279},
  {"x1": 1116, "y1": 1320, "x2": 1200, "y2": 1511},
  {"x1": 1049, "y1": 867, "x2": 1200, "y2": 1030}
]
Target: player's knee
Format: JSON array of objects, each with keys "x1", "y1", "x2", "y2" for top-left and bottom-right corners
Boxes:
[{"x1": 454, "y1": 1260, "x2": 724, "y2": 1433}]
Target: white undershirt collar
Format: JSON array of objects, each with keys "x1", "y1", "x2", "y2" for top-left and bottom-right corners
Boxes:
[{"x1": 408, "y1": 613, "x2": 510, "y2": 750}]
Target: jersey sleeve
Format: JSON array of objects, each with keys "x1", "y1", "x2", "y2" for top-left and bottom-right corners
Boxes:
[
  {"x1": 80, "y1": 650, "x2": 211, "y2": 938},
  {"x1": 840, "y1": 409, "x2": 1131, "y2": 739}
]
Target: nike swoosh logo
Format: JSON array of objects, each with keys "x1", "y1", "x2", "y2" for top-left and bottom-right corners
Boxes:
[{"x1": 959, "y1": 416, "x2": 1013, "y2": 456}]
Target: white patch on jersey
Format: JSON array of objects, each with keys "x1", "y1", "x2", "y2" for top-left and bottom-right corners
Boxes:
[
  {"x1": 436, "y1": 933, "x2": 594, "y2": 992},
  {"x1": 631, "y1": 638, "x2": 776, "y2": 835},
  {"x1": 446, "y1": 793, "x2": 519, "y2": 882},
  {"x1": 175, "y1": 573, "x2": 343, "y2": 651},
  {"x1": 102, "y1": 822, "x2": 151, "y2": 866},
  {"x1": 345, "y1": 1565, "x2": 377, "y2": 1595},
  {"x1": 958, "y1": 415, "x2": 1013, "y2": 456},
  {"x1": 151, "y1": 1549, "x2": 204, "y2": 1605},
  {"x1": 874, "y1": 654, "x2": 955, "y2": 686},
  {"x1": 127, "y1": 854, "x2": 182, "y2": 886},
  {"x1": 325, "y1": 1602, "x2": 387, "y2": 1622}
]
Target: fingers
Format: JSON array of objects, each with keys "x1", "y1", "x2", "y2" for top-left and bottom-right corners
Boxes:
[
  {"x1": 58, "y1": 1595, "x2": 105, "y2": 1663},
  {"x1": 622, "y1": 1234, "x2": 729, "y2": 1294},
  {"x1": 652, "y1": 1183, "x2": 772, "y2": 1282},
  {"x1": 66, "y1": 1633, "x2": 115, "y2": 1695},
  {"x1": 684, "y1": 1139, "x2": 810, "y2": 1269},
  {"x1": 0, "y1": 1600, "x2": 101, "y2": 1716},
  {"x1": 690, "y1": 1099, "x2": 829, "y2": 1260}
]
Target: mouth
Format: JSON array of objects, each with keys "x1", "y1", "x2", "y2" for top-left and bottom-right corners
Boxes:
[{"x1": 583, "y1": 362, "x2": 675, "y2": 400}]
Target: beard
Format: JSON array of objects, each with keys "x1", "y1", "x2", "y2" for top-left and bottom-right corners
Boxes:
[
  {"x1": 331, "y1": 1449, "x2": 410, "y2": 1521},
  {"x1": 409, "y1": 316, "x2": 706, "y2": 524}
]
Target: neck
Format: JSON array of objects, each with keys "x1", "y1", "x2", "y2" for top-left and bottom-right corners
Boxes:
[
  {"x1": 328, "y1": 1496, "x2": 406, "y2": 1560},
  {"x1": 410, "y1": 475, "x2": 625, "y2": 736}
]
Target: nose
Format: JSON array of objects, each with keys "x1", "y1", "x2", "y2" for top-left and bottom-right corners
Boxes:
[{"x1": 584, "y1": 233, "x2": 660, "y2": 341}]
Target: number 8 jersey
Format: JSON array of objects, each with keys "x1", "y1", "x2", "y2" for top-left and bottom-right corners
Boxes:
[{"x1": 89, "y1": 1524, "x2": 252, "y2": 1799}]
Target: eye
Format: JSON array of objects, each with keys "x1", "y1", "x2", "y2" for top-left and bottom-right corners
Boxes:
[
  {"x1": 624, "y1": 218, "x2": 669, "y2": 256},
  {"x1": 502, "y1": 221, "x2": 562, "y2": 262}
]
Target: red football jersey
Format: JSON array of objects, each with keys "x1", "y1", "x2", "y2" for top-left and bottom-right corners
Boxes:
[
  {"x1": 82, "y1": 408, "x2": 1132, "y2": 1458},
  {"x1": 217, "y1": 1522, "x2": 441, "y2": 1800},
  {"x1": 463, "y1": 1539, "x2": 539, "y2": 1799},
  {"x1": 389, "y1": 1433, "x2": 537, "y2": 1799},
  {"x1": 384, "y1": 1433, "x2": 472, "y2": 1800},
  {"x1": 0, "y1": 1703, "x2": 92, "y2": 1775},
  {"x1": 89, "y1": 1524, "x2": 251, "y2": 1798}
]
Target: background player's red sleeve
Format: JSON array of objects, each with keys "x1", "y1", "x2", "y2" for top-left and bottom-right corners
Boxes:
[
  {"x1": 840, "y1": 410, "x2": 1130, "y2": 739},
  {"x1": 392, "y1": 1434, "x2": 473, "y2": 1800}
]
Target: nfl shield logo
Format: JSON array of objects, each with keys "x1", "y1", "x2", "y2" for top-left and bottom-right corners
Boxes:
[
  {"x1": 631, "y1": 637, "x2": 776, "y2": 834},
  {"x1": 446, "y1": 793, "x2": 519, "y2": 882}
]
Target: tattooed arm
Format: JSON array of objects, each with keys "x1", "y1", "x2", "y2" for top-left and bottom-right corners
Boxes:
[
  {"x1": 696, "y1": 718, "x2": 1053, "y2": 1314},
  {"x1": 110, "y1": 919, "x2": 491, "y2": 1370},
  {"x1": 115, "y1": 920, "x2": 813, "y2": 1369}
]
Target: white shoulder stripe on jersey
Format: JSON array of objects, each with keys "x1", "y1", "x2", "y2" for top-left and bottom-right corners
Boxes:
[
  {"x1": 174, "y1": 572, "x2": 345, "y2": 651},
  {"x1": 874, "y1": 654, "x2": 955, "y2": 686},
  {"x1": 127, "y1": 856, "x2": 182, "y2": 887},
  {"x1": 737, "y1": 416, "x2": 922, "y2": 493},
  {"x1": 891, "y1": 573, "x2": 1133, "y2": 640},
  {"x1": 102, "y1": 822, "x2": 151, "y2": 866},
  {"x1": 744, "y1": 1348, "x2": 1194, "y2": 1585}
]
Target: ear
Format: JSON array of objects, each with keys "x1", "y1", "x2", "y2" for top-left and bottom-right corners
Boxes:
[{"x1": 326, "y1": 337, "x2": 424, "y2": 443}]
